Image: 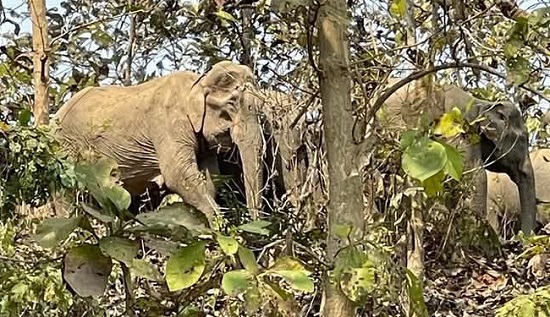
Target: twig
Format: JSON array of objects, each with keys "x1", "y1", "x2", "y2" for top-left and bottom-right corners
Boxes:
[{"x1": 366, "y1": 62, "x2": 550, "y2": 125}]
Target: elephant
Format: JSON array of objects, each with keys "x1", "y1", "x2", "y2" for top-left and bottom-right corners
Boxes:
[
  {"x1": 487, "y1": 148, "x2": 550, "y2": 234},
  {"x1": 375, "y1": 77, "x2": 537, "y2": 234},
  {"x1": 52, "y1": 61, "x2": 265, "y2": 228}
]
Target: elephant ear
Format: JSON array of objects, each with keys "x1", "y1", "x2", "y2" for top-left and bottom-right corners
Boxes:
[{"x1": 187, "y1": 61, "x2": 255, "y2": 134}]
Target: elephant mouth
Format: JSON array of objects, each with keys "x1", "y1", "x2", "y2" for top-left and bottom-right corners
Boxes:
[{"x1": 207, "y1": 131, "x2": 233, "y2": 153}]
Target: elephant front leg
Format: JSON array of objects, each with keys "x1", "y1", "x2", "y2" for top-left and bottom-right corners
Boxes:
[{"x1": 156, "y1": 142, "x2": 223, "y2": 230}]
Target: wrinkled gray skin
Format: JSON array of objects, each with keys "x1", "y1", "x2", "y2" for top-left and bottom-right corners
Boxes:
[
  {"x1": 377, "y1": 78, "x2": 536, "y2": 234},
  {"x1": 487, "y1": 148, "x2": 550, "y2": 234},
  {"x1": 212, "y1": 89, "x2": 316, "y2": 213},
  {"x1": 53, "y1": 61, "x2": 265, "y2": 228}
]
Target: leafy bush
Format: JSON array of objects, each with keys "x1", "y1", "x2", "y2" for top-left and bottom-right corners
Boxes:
[{"x1": 0, "y1": 121, "x2": 76, "y2": 217}]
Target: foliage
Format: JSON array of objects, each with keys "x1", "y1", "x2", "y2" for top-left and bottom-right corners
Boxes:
[
  {"x1": 496, "y1": 286, "x2": 550, "y2": 317},
  {"x1": 0, "y1": 121, "x2": 75, "y2": 218}
]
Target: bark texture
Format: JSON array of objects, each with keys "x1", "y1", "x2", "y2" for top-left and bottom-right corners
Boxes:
[
  {"x1": 317, "y1": 1, "x2": 364, "y2": 316},
  {"x1": 29, "y1": 0, "x2": 50, "y2": 125}
]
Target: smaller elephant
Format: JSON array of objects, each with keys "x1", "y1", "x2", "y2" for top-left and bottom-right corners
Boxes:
[
  {"x1": 487, "y1": 148, "x2": 550, "y2": 234},
  {"x1": 53, "y1": 61, "x2": 265, "y2": 228},
  {"x1": 376, "y1": 77, "x2": 537, "y2": 233}
]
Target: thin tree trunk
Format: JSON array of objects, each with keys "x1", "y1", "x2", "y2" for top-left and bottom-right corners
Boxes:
[
  {"x1": 240, "y1": 5, "x2": 253, "y2": 67},
  {"x1": 28, "y1": 0, "x2": 50, "y2": 125},
  {"x1": 317, "y1": 2, "x2": 364, "y2": 316},
  {"x1": 402, "y1": 1, "x2": 425, "y2": 316},
  {"x1": 124, "y1": 1, "x2": 135, "y2": 86}
]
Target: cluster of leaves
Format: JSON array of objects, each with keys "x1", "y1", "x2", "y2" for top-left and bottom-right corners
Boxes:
[
  {"x1": 399, "y1": 107, "x2": 466, "y2": 196},
  {"x1": 496, "y1": 286, "x2": 550, "y2": 317},
  {"x1": 0, "y1": 115, "x2": 75, "y2": 218},
  {"x1": 0, "y1": 220, "x2": 74, "y2": 316},
  {"x1": 31, "y1": 157, "x2": 316, "y2": 315}
]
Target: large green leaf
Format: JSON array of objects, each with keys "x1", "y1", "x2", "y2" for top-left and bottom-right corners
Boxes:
[
  {"x1": 402, "y1": 137, "x2": 447, "y2": 182},
  {"x1": 135, "y1": 202, "x2": 208, "y2": 236},
  {"x1": 237, "y1": 220, "x2": 271, "y2": 236},
  {"x1": 442, "y1": 142, "x2": 464, "y2": 181},
  {"x1": 63, "y1": 244, "x2": 113, "y2": 298},
  {"x1": 33, "y1": 216, "x2": 82, "y2": 249},
  {"x1": 74, "y1": 157, "x2": 131, "y2": 212},
  {"x1": 222, "y1": 270, "x2": 254, "y2": 296},
  {"x1": 165, "y1": 242, "x2": 206, "y2": 291},
  {"x1": 99, "y1": 236, "x2": 139, "y2": 265},
  {"x1": 340, "y1": 263, "x2": 376, "y2": 302}
]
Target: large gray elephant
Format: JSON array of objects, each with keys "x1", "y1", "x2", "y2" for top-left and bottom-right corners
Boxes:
[
  {"x1": 52, "y1": 61, "x2": 265, "y2": 228},
  {"x1": 487, "y1": 148, "x2": 550, "y2": 234},
  {"x1": 376, "y1": 78, "x2": 537, "y2": 233}
]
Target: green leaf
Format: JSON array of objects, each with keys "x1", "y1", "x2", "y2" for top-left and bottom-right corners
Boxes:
[
  {"x1": 135, "y1": 202, "x2": 208, "y2": 235},
  {"x1": 333, "y1": 246, "x2": 366, "y2": 280},
  {"x1": 237, "y1": 220, "x2": 271, "y2": 235},
  {"x1": 165, "y1": 242, "x2": 206, "y2": 291},
  {"x1": 400, "y1": 130, "x2": 417, "y2": 150},
  {"x1": 18, "y1": 109, "x2": 32, "y2": 126},
  {"x1": 99, "y1": 236, "x2": 139, "y2": 265},
  {"x1": 270, "y1": 270, "x2": 314, "y2": 293},
  {"x1": 402, "y1": 137, "x2": 447, "y2": 182},
  {"x1": 389, "y1": 0, "x2": 407, "y2": 18},
  {"x1": 442, "y1": 142, "x2": 463, "y2": 181},
  {"x1": 222, "y1": 270, "x2": 253, "y2": 296},
  {"x1": 81, "y1": 203, "x2": 114, "y2": 223},
  {"x1": 130, "y1": 259, "x2": 162, "y2": 281},
  {"x1": 422, "y1": 170, "x2": 445, "y2": 197},
  {"x1": 33, "y1": 216, "x2": 82, "y2": 249},
  {"x1": 244, "y1": 282, "x2": 262, "y2": 314},
  {"x1": 216, "y1": 234, "x2": 239, "y2": 256},
  {"x1": 63, "y1": 244, "x2": 113, "y2": 298},
  {"x1": 434, "y1": 107, "x2": 465, "y2": 138},
  {"x1": 238, "y1": 246, "x2": 259, "y2": 274},
  {"x1": 215, "y1": 10, "x2": 237, "y2": 22},
  {"x1": 405, "y1": 269, "x2": 428, "y2": 317},
  {"x1": 506, "y1": 56, "x2": 532, "y2": 86},
  {"x1": 74, "y1": 158, "x2": 131, "y2": 212}
]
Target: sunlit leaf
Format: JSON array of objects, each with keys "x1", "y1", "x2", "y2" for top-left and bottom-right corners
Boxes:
[
  {"x1": 389, "y1": 0, "x2": 407, "y2": 18},
  {"x1": 441, "y1": 141, "x2": 463, "y2": 181},
  {"x1": 216, "y1": 234, "x2": 239, "y2": 256},
  {"x1": 222, "y1": 270, "x2": 253, "y2": 296},
  {"x1": 434, "y1": 107, "x2": 465, "y2": 138},
  {"x1": 402, "y1": 137, "x2": 447, "y2": 182},
  {"x1": 165, "y1": 242, "x2": 206, "y2": 291}
]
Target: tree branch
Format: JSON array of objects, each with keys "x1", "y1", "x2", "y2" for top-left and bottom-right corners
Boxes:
[{"x1": 366, "y1": 62, "x2": 550, "y2": 125}]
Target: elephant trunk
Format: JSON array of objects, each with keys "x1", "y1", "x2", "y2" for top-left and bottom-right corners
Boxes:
[
  {"x1": 512, "y1": 156, "x2": 537, "y2": 234},
  {"x1": 231, "y1": 93, "x2": 264, "y2": 219}
]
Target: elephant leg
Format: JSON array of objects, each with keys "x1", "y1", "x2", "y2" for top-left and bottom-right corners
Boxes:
[{"x1": 155, "y1": 139, "x2": 222, "y2": 229}]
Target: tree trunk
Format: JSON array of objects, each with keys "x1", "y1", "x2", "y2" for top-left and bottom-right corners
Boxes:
[
  {"x1": 28, "y1": 0, "x2": 50, "y2": 125},
  {"x1": 317, "y1": 2, "x2": 364, "y2": 317}
]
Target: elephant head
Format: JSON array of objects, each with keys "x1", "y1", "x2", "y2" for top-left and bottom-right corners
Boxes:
[
  {"x1": 473, "y1": 100, "x2": 536, "y2": 234},
  {"x1": 187, "y1": 61, "x2": 265, "y2": 219}
]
